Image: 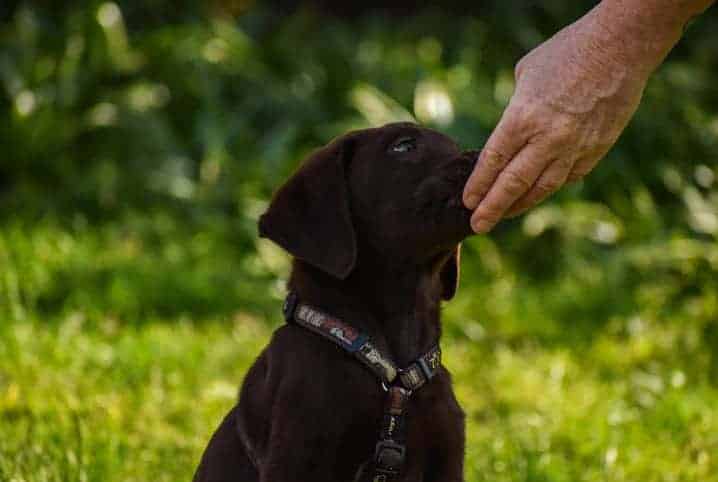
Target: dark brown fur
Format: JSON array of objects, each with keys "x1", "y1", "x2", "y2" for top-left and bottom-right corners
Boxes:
[{"x1": 194, "y1": 123, "x2": 477, "y2": 482}]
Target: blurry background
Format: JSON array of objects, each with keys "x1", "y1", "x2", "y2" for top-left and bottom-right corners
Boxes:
[{"x1": 1, "y1": 1, "x2": 717, "y2": 480}]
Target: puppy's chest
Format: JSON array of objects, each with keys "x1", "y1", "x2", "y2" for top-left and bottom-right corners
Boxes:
[
  {"x1": 328, "y1": 349, "x2": 459, "y2": 437},
  {"x1": 239, "y1": 334, "x2": 464, "y2": 481},
  {"x1": 348, "y1": 377, "x2": 464, "y2": 481}
]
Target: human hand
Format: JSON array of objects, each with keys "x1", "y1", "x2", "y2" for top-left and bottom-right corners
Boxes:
[{"x1": 462, "y1": 6, "x2": 653, "y2": 233}]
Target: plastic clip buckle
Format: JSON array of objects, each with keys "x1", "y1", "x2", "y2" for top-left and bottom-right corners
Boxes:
[
  {"x1": 417, "y1": 357, "x2": 434, "y2": 381},
  {"x1": 374, "y1": 440, "x2": 406, "y2": 477},
  {"x1": 283, "y1": 292, "x2": 298, "y2": 323}
]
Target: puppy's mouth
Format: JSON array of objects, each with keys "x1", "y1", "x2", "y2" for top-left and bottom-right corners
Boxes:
[
  {"x1": 447, "y1": 195, "x2": 469, "y2": 210},
  {"x1": 443, "y1": 153, "x2": 478, "y2": 211},
  {"x1": 414, "y1": 157, "x2": 476, "y2": 222}
]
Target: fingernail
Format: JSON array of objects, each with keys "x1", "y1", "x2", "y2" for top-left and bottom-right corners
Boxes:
[
  {"x1": 464, "y1": 194, "x2": 479, "y2": 209},
  {"x1": 472, "y1": 218, "x2": 493, "y2": 234}
]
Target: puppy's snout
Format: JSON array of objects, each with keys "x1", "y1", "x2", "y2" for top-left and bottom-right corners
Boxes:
[
  {"x1": 449, "y1": 150, "x2": 479, "y2": 175},
  {"x1": 462, "y1": 150, "x2": 481, "y2": 167}
]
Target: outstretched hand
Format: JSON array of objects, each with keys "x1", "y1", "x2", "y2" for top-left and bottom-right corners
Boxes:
[{"x1": 462, "y1": 7, "x2": 652, "y2": 233}]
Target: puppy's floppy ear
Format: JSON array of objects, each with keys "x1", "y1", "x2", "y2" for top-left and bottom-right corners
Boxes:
[
  {"x1": 440, "y1": 245, "x2": 462, "y2": 301},
  {"x1": 259, "y1": 136, "x2": 357, "y2": 279}
]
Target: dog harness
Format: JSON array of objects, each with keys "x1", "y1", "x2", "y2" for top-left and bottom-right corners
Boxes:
[{"x1": 283, "y1": 292, "x2": 442, "y2": 481}]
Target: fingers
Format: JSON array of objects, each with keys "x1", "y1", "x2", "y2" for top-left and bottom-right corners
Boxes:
[
  {"x1": 506, "y1": 147, "x2": 609, "y2": 218},
  {"x1": 567, "y1": 152, "x2": 603, "y2": 182},
  {"x1": 469, "y1": 143, "x2": 551, "y2": 233},
  {"x1": 505, "y1": 157, "x2": 574, "y2": 218},
  {"x1": 463, "y1": 108, "x2": 529, "y2": 210}
]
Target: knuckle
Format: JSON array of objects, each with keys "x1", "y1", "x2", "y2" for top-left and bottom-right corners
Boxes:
[
  {"x1": 535, "y1": 178, "x2": 562, "y2": 194},
  {"x1": 552, "y1": 124, "x2": 576, "y2": 143},
  {"x1": 526, "y1": 137, "x2": 559, "y2": 161},
  {"x1": 481, "y1": 148, "x2": 507, "y2": 171},
  {"x1": 511, "y1": 104, "x2": 538, "y2": 129},
  {"x1": 500, "y1": 169, "x2": 532, "y2": 195},
  {"x1": 545, "y1": 114, "x2": 579, "y2": 140},
  {"x1": 475, "y1": 207, "x2": 501, "y2": 224},
  {"x1": 555, "y1": 157, "x2": 575, "y2": 170}
]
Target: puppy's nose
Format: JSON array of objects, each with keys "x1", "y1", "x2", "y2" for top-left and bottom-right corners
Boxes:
[{"x1": 462, "y1": 150, "x2": 481, "y2": 167}]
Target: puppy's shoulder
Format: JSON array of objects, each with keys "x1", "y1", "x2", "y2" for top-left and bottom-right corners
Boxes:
[
  {"x1": 263, "y1": 324, "x2": 381, "y2": 395},
  {"x1": 266, "y1": 324, "x2": 356, "y2": 368}
]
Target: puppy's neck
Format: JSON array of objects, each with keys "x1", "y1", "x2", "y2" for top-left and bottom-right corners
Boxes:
[{"x1": 287, "y1": 251, "x2": 444, "y2": 367}]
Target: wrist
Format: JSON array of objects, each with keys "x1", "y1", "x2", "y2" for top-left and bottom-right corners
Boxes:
[{"x1": 589, "y1": 0, "x2": 703, "y2": 73}]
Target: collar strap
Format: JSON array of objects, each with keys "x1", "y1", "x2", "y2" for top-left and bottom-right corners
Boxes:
[{"x1": 283, "y1": 292, "x2": 441, "y2": 392}]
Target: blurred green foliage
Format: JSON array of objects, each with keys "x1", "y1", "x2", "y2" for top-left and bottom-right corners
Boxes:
[{"x1": 1, "y1": 1, "x2": 718, "y2": 481}]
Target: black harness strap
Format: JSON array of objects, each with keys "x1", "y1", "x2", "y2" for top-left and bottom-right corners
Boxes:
[
  {"x1": 283, "y1": 292, "x2": 442, "y2": 480},
  {"x1": 373, "y1": 386, "x2": 410, "y2": 481}
]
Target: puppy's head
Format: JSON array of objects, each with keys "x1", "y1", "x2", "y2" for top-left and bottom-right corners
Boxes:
[{"x1": 259, "y1": 122, "x2": 476, "y2": 299}]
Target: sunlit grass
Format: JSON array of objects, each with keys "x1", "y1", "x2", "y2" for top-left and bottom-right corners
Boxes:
[
  {"x1": 1, "y1": 221, "x2": 717, "y2": 481},
  {"x1": 0, "y1": 316, "x2": 271, "y2": 482}
]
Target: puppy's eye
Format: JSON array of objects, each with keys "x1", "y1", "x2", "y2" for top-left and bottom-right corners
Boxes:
[{"x1": 390, "y1": 137, "x2": 417, "y2": 153}]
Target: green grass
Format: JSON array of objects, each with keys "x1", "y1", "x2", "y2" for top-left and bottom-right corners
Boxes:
[
  {"x1": 2, "y1": 2, "x2": 717, "y2": 480},
  {"x1": 2, "y1": 219, "x2": 718, "y2": 482}
]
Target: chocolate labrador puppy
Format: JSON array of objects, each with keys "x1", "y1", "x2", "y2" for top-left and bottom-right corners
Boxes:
[{"x1": 194, "y1": 122, "x2": 477, "y2": 482}]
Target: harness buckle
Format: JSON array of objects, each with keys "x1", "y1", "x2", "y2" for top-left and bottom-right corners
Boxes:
[
  {"x1": 417, "y1": 357, "x2": 434, "y2": 381},
  {"x1": 283, "y1": 292, "x2": 299, "y2": 323},
  {"x1": 374, "y1": 440, "x2": 406, "y2": 477}
]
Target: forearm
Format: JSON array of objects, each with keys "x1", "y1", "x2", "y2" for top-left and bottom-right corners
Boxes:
[
  {"x1": 592, "y1": 0, "x2": 714, "y2": 73},
  {"x1": 601, "y1": 0, "x2": 715, "y2": 31}
]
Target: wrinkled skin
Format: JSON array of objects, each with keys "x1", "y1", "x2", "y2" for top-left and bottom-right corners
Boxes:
[
  {"x1": 463, "y1": 0, "x2": 714, "y2": 233},
  {"x1": 194, "y1": 123, "x2": 476, "y2": 482}
]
